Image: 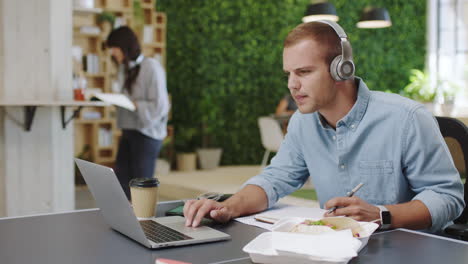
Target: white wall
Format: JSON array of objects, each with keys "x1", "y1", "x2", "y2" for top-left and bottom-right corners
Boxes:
[{"x1": 0, "y1": 0, "x2": 5, "y2": 216}]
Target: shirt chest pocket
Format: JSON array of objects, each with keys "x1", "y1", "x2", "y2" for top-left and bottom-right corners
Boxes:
[{"x1": 358, "y1": 160, "x2": 396, "y2": 204}]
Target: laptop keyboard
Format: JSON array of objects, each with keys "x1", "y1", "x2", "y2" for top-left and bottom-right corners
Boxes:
[{"x1": 139, "y1": 220, "x2": 193, "y2": 244}]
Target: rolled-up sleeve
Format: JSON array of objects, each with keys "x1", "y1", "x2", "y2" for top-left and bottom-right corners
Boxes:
[
  {"x1": 242, "y1": 114, "x2": 310, "y2": 208},
  {"x1": 402, "y1": 106, "x2": 465, "y2": 232}
]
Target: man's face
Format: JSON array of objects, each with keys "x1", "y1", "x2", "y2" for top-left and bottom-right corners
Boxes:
[{"x1": 283, "y1": 39, "x2": 337, "y2": 114}]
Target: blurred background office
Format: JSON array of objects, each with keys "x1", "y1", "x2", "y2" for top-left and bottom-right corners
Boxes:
[{"x1": 0, "y1": 0, "x2": 466, "y2": 218}]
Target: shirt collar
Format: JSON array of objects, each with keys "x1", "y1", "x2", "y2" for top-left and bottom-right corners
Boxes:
[
  {"x1": 316, "y1": 77, "x2": 370, "y2": 131},
  {"x1": 339, "y1": 77, "x2": 370, "y2": 130}
]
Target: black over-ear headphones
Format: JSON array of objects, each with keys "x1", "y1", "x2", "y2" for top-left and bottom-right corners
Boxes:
[{"x1": 316, "y1": 20, "x2": 355, "y2": 81}]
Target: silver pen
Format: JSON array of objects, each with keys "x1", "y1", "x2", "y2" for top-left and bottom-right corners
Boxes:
[{"x1": 327, "y1": 183, "x2": 364, "y2": 214}]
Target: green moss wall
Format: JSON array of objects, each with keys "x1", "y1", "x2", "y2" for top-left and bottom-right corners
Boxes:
[{"x1": 157, "y1": 0, "x2": 427, "y2": 164}]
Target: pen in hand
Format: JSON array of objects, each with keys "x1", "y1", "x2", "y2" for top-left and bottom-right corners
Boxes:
[{"x1": 327, "y1": 183, "x2": 364, "y2": 214}]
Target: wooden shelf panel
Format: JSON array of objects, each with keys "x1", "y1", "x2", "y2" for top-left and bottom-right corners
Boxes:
[
  {"x1": 156, "y1": 12, "x2": 166, "y2": 24},
  {"x1": 73, "y1": 7, "x2": 103, "y2": 14},
  {"x1": 143, "y1": 42, "x2": 165, "y2": 48},
  {"x1": 141, "y1": 3, "x2": 153, "y2": 9},
  {"x1": 73, "y1": 32, "x2": 101, "y2": 38},
  {"x1": 94, "y1": 157, "x2": 115, "y2": 163},
  {"x1": 104, "y1": 7, "x2": 132, "y2": 13},
  {"x1": 84, "y1": 73, "x2": 106, "y2": 78},
  {"x1": 97, "y1": 146, "x2": 114, "y2": 150}
]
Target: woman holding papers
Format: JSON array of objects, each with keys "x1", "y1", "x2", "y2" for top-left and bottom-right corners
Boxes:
[{"x1": 106, "y1": 26, "x2": 170, "y2": 199}]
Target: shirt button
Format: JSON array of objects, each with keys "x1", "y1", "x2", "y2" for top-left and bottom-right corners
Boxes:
[
  {"x1": 351, "y1": 124, "x2": 355, "y2": 129},
  {"x1": 332, "y1": 136, "x2": 336, "y2": 140},
  {"x1": 340, "y1": 164, "x2": 345, "y2": 169}
]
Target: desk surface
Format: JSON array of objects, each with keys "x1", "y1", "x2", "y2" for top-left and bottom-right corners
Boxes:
[{"x1": 1, "y1": 202, "x2": 467, "y2": 264}]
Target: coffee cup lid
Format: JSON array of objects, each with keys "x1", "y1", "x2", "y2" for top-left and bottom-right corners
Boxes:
[{"x1": 129, "y1": 177, "x2": 159, "y2": 188}]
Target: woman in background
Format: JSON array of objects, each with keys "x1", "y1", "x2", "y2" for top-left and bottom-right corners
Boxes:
[
  {"x1": 106, "y1": 26, "x2": 170, "y2": 199},
  {"x1": 275, "y1": 94, "x2": 297, "y2": 116},
  {"x1": 275, "y1": 94, "x2": 297, "y2": 133}
]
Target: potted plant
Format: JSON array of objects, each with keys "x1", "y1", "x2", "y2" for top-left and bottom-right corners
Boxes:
[
  {"x1": 156, "y1": 136, "x2": 173, "y2": 176},
  {"x1": 196, "y1": 123, "x2": 223, "y2": 170},
  {"x1": 402, "y1": 69, "x2": 436, "y2": 102},
  {"x1": 174, "y1": 126, "x2": 199, "y2": 171},
  {"x1": 97, "y1": 11, "x2": 116, "y2": 37},
  {"x1": 402, "y1": 69, "x2": 460, "y2": 115},
  {"x1": 437, "y1": 79, "x2": 460, "y2": 115},
  {"x1": 196, "y1": 93, "x2": 223, "y2": 170}
]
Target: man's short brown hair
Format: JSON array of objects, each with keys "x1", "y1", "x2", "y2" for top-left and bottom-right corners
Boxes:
[{"x1": 284, "y1": 22, "x2": 342, "y2": 66}]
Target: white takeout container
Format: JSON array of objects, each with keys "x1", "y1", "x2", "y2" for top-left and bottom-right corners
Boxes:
[
  {"x1": 271, "y1": 217, "x2": 379, "y2": 251},
  {"x1": 243, "y1": 232, "x2": 353, "y2": 264},
  {"x1": 243, "y1": 217, "x2": 379, "y2": 264}
]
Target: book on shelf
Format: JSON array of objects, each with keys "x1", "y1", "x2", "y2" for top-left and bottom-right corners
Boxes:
[
  {"x1": 83, "y1": 54, "x2": 99, "y2": 74},
  {"x1": 90, "y1": 92, "x2": 136, "y2": 111},
  {"x1": 98, "y1": 127, "x2": 113, "y2": 147},
  {"x1": 81, "y1": 111, "x2": 102, "y2": 120},
  {"x1": 143, "y1": 25, "x2": 154, "y2": 44},
  {"x1": 79, "y1": 26, "x2": 101, "y2": 35},
  {"x1": 89, "y1": 54, "x2": 99, "y2": 73}
]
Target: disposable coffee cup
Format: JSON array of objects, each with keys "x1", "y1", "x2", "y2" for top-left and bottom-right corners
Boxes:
[{"x1": 129, "y1": 177, "x2": 159, "y2": 218}]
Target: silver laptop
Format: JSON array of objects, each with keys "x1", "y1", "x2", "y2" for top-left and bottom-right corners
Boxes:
[{"x1": 75, "y1": 158, "x2": 231, "y2": 249}]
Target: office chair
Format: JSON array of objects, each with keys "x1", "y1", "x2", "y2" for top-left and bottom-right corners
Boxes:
[
  {"x1": 258, "y1": 117, "x2": 284, "y2": 167},
  {"x1": 436, "y1": 116, "x2": 468, "y2": 241}
]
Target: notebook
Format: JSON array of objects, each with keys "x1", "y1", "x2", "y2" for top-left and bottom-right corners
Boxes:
[{"x1": 75, "y1": 158, "x2": 230, "y2": 249}]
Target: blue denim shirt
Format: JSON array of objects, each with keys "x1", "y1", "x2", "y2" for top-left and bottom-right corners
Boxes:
[{"x1": 245, "y1": 78, "x2": 465, "y2": 232}]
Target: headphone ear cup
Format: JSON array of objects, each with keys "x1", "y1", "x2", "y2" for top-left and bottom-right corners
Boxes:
[
  {"x1": 339, "y1": 60, "x2": 355, "y2": 80},
  {"x1": 330, "y1": 55, "x2": 355, "y2": 81},
  {"x1": 330, "y1": 55, "x2": 343, "y2": 81}
]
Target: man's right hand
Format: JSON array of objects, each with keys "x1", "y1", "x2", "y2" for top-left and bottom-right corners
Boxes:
[
  {"x1": 183, "y1": 198, "x2": 233, "y2": 227},
  {"x1": 183, "y1": 185, "x2": 268, "y2": 227}
]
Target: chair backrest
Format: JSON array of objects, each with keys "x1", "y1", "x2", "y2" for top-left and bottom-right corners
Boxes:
[
  {"x1": 258, "y1": 116, "x2": 284, "y2": 152},
  {"x1": 436, "y1": 116, "x2": 468, "y2": 224}
]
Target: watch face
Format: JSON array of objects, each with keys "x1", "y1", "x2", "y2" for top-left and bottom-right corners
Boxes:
[{"x1": 381, "y1": 211, "x2": 391, "y2": 224}]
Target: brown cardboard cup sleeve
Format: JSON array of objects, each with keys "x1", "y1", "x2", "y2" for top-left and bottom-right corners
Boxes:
[{"x1": 129, "y1": 178, "x2": 159, "y2": 218}]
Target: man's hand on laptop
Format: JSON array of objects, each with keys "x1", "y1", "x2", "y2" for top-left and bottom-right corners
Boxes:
[{"x1": 184, "y1": 198, "x2": 233, "y2": 227}]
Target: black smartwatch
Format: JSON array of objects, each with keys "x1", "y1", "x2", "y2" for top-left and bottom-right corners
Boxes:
[{"x1": 377, "y1": 205, "x2": 392, "y2": 230}]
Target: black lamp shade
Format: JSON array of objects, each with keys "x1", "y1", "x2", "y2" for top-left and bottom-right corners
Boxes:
[
  {"x1": 302, "y1": 2, "x2": 339, "y2": 23},
  {"x1": 357, "y1": 7, "x2": 392, "y2": 28}
]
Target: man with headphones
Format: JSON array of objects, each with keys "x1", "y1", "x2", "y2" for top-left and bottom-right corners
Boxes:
[{"x1": 184, "y1": 21, "x2": 464, "y2": 233}]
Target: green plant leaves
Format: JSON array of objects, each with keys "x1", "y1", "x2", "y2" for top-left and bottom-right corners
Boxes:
[{"x1": 402, "y1": 69, "x2": 435, "y2": 102}]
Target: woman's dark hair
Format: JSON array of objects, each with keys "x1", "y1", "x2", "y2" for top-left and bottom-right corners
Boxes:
[{"x1": 106, "y1": 26, "x2": 142, "y2": 93}]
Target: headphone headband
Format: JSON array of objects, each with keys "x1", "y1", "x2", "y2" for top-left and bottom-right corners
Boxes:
[{"x1": 316, "y1": 20, "x2": 348, "y2": 39}]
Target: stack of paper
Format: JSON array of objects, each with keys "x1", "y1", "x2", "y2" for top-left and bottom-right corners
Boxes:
[{"x1": 235, "y1": 204, "x2": 326, "y2": 230}]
